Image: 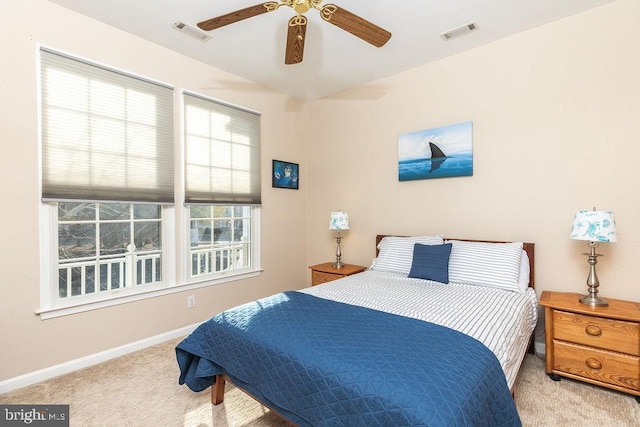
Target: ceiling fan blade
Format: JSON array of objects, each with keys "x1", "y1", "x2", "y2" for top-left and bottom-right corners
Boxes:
[
  {"x1": 198, "y1": 2, "x2": 279, "y2": 31},
  {"x1": 320, "y1": 4, "x2": 391, "y2": 48},
  {"x1": 285, "y1": 15, "x2": 307, "y2": 65}
]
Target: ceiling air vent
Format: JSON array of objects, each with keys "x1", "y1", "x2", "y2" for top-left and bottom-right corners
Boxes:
[
  {"x1": 440, "y1": 22, "x2": 478, "y2": 41},
  {"x1": 173, "y1": 21, "x2": 211, "y2": 42}
]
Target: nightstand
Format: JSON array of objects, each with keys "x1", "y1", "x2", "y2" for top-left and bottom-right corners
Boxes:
[
  {"x1": 540, "y1": 291, "x2": 640, "y2": 402},
  {"x1": 309, "y1": 262, "x2": 366, "y2": 286}
]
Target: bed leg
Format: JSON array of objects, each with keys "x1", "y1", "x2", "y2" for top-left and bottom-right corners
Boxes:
[{"x1": 212, "y1": 374, "x2": 226, "y2": 405}]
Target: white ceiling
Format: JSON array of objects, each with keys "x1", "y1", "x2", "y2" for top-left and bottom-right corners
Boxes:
[{"x1": 47, "y1": 0, "x2": 615, "y2": 101}]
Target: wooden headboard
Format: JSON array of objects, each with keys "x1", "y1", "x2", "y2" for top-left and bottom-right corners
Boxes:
[{"x1": 375, "y1": 235, "x2": 535, "y2": 289}]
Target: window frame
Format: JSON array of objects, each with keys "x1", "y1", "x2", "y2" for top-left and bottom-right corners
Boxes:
[
  {"x1": 38, "y1": 202, "x2": 177, "y2": 318},
  {"x1": 36, "y1": 48, "x2": 262, "y2": 320},
  {"x1": 38, "y1": 202, "x2": 262, "y2": 320},
  {"x1": 184, "y1": 205, "x2": 261, "y2": 285}
]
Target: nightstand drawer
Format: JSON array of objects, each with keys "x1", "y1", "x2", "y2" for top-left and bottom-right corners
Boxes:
[
  {"x1": 553, "y1": 341, "x2": 640, "y2": 391},
  {"x1": 553, "y1": 310, "x2": 640, "y2": 356},
  {"x1": 312, "y1": 270, "x2": 341, "y2": 285},
  {"x1": 309, "y1": 263, "x2": 366, "y2": 286}
]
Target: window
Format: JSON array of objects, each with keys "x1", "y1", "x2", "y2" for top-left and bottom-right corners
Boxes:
[
  {"x1": 183, "y1": 92, "x2": 261, "y2": 282},
  {"x1": 39, "y1": 48, "x2": 174, "y2": 313},
  {"x1": 38, "y1": 49, "x2": 262, "y2": 317},
  {"x1": 57, "y1": 202, "x2": 162, "y2": 300},
  {"x1": 189, "y1": 206, "x2": 253, "y2": 277}
]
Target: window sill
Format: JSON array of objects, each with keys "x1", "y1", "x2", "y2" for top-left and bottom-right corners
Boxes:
[{"x1": 35, "y1": 269, "x2": 262, "y2": 320}]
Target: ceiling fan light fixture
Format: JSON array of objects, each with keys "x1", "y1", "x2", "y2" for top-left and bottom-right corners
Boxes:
[
  {"x1": 173, "y1": 21, "x2": 211, "y2": 42},
  {"x1": 440, "y1": 21, "x2": 478, "y2": 41}
]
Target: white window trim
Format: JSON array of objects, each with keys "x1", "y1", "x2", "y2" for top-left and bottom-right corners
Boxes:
[
  {"x1": 38, "y1": 203, "x2": 175, "y2": 318},
  {"x1": 37, "y1": 204, "x2": 262, "y2": 320},
  {"x1": 182, "y1": 206, "x2": 262, "y2": 285},
  {"x1": 35, "y1": 270, "x2": 262, "y2": 320}
]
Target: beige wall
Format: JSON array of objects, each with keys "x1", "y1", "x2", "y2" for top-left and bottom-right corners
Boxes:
[
  {"x1": 306, "y1": 0, "x2": 640, "y2": 304},
  {"x1": 0, "y1": 0, "x2": 308, "y2": 381},
  {"x1": 2, "y1": 0, "x2": 639, "y2": 384}
]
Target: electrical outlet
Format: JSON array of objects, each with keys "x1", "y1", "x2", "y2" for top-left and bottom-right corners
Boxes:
[{"x1": 187, "y1": 295, "x2": 196, "y2": 308}]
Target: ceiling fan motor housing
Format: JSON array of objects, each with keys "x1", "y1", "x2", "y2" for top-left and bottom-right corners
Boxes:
[{"x1": 293, "y1": 0, "x2": 311, "y2": 14}]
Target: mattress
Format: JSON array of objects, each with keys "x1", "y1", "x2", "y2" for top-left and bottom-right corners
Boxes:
[{"x1": 299, "y1": 269, "x2": 538, "y2": 389}]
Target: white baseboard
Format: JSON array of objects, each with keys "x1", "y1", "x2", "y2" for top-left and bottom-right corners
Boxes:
[
  {"x1": 0, "y1": 323, "x2": 199, "y2": 395},
  {"x1": 535, "y1": 341, "x2": 546, "y2": 357}
]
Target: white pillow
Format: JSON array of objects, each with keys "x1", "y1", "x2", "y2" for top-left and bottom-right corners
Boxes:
[
  {"x1": 518, "y1": 249, "x2": 530, "y2": 292},
  {"x1": 371, "y1": 235, "x2": 444, "y2": 275},
  {"x1": 446, "y1": 240, "x2": 523, "y2": 292}
]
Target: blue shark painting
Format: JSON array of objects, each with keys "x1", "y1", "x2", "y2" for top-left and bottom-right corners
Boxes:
[{"x1": 398, "y1": 121, "x2": 473, "y2": 181}]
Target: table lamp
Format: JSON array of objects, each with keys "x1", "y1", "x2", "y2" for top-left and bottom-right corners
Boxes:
[
  {"x1": 329, "y1": 211, "x2": 349, "y2": 269},
  {"x1": 570, "y1": 209, "x2": 617, "y2": 307}
]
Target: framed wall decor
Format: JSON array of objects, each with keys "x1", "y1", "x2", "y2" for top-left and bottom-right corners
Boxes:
[
  {"x1": 398, "y1": 121, "x2": 473, "y2": 181},
  {"x1": 272, "y1": 159, "x2": 299, "y2": 190}
]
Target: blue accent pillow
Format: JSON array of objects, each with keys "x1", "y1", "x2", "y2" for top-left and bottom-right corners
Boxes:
[{"x1": 408, "y1": 243, "x2": 452, "y2": 284}]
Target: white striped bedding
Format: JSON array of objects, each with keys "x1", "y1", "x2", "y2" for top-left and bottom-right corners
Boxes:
[
  {"x1": 447, "y1": 240, "x2": 523, "y2": 292},
  {"x1": 298, "y1": 269, "x2": 538, "y2": 390}
]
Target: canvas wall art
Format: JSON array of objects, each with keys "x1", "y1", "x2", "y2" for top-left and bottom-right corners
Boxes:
[
  {"x1": 272, "y1": 159, "x2": 299, "y2": 190},
  {"x1": 398, "y1": 121, "x2": 473, "y2": 181}
]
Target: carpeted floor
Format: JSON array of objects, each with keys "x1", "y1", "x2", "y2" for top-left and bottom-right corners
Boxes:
[{"x1": 1, "y1": 338, "x2": 638, "y2": 426}]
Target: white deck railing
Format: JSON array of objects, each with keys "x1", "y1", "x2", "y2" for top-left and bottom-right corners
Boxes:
[
  {"x1": 191, "y1": 244, "x2": 247, "y2": 277},
  {"x1": 58, "y1": 251, "x2": 161, "y2": 298}
]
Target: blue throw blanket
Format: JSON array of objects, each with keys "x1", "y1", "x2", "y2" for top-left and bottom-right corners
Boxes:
[{"x1": 176, "y1": 291, "x2": 521, "y2": 426}]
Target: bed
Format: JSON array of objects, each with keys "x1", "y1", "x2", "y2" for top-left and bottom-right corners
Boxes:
[{"x1": 176, "y1": 235, "x2": 537, "y2": 426}]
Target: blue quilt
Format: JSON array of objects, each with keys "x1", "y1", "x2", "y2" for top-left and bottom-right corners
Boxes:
[{"x1": 176, "y1": 291, "x2": 521, "y2": 426}]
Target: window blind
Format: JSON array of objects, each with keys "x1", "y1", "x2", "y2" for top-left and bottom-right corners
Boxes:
[
  {"x1": 184, "y1": 92, "x2": 261, "y2": 205},
  {"x1": 40, "y1": 48, "x2": 174, "y2": 204}
]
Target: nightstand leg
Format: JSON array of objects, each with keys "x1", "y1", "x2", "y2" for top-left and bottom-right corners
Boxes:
[{"x1": 547, "y1": 373, "x2": 561, "y2": 381}]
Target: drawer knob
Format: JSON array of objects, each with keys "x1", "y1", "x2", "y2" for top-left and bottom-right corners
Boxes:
[
  {"x1": 585, "y1": 358, "x2": 603, "y2": 370},
  {"x1": 585, "y1": 325, "x2": 602, "y2": 337}
]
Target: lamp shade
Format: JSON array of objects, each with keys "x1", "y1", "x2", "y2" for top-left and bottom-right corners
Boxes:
[
  {"x1": 570, "y1": 210, "x2": 617, "y2": 243},
  {"x1": 329, "y1": 211, "x2": 350, "y2": 230}
]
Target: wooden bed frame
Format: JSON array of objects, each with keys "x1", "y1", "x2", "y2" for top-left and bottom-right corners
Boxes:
[{"x1": 211, "y1": 235, "x2": 536, "y2": 417}]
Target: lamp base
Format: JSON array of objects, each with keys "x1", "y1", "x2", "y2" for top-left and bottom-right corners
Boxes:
[
  {"x1": 579, "y1": 294, "x2": 608, "y2": 307},
  {"x1": 333, "y1": 231, "x2": 344, "y2": 270},
  {"x1": 578, "y1": 241, "x2": 608, "y2": 307}
]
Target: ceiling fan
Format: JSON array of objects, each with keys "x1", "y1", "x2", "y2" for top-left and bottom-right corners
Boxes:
[{"x1": 197, "y1": 0, "x2": 392, "y2": 65}]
